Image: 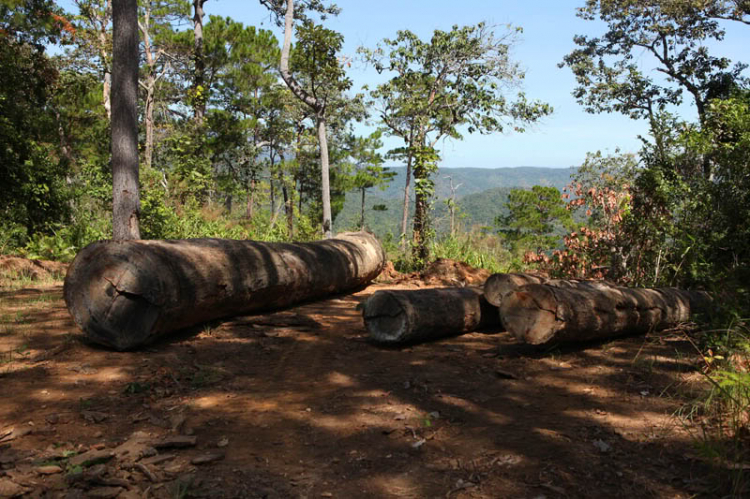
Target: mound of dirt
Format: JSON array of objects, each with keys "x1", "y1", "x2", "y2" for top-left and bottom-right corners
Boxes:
[
  {"x1": 374, "y1": 261, "x2": 403, "y2": 283},
  {"x1": 418, "y1": 258, "x2": 491, "y2": 286},
  {"x1": 0, "y1": 255, "x2": 68, "y2": 282}
]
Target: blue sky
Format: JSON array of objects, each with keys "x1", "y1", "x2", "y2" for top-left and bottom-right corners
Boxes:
[
  {"x1": 56, "y1": 0, "x2": 749, "y2": 169},
  {"x1": 203, "y1": 0, "x2": 748, "y2": 169}
]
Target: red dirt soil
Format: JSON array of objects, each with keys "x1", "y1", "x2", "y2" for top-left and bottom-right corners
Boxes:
[{"x1": 0, "y1": 258, "x2": 729, "y2": 498}]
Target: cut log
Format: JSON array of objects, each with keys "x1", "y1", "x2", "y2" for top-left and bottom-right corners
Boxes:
[
  {"x1": 483, "y1": 273, "x2": 546, "y2": 307},
  {"x1": 483, "y1": 272, "x2": 617, "y2": 308},
  {"x1": 362, "y1": 287, "x2": 500, "y2": 345},
  {"x1": 500, "y1": 283, "x2": 711, "y2": 345},
  {"x1": 64, "y1": 232, "x2": 386, "y2": 350}
]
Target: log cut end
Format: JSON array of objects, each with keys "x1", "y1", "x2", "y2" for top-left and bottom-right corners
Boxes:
[
  {"x1": 64, "y1": 240, "x2": 165, "y2": 350},
  {"x1": 484, "y1": 273, "x2": 546, "y2": 307},
  {"x1": 362, "y1": 291, "x2": 409, "y2": 344},
  {"x1": 500, "y1": 286, "x2": 560, "y2": 345}
]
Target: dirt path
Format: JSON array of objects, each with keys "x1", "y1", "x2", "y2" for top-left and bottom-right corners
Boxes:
[{"x1": 0, "y1": 276, "x2": 721, "y2": 498}]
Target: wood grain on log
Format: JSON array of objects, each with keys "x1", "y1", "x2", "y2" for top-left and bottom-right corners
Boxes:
[
  {"x1": 362, "y1": 287, "x2": 500, "y2": 345},
  {"x1": 500, "y1": 283, "x2": 711, "y2": 345},
  {"x1": 64, "y1": 232, "x2": 385, "y2": 350}
]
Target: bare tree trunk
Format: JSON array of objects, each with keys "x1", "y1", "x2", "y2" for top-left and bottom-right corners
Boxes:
[
  {"x1": 99, "y1": 0, "x2": 113, "y2": 119},
  {"x1": 192, "y1": 0, "x2": 207, "y2": 122},
  {"x1": 362, "y1": 287, "x2": 500, "y2": 345},
  {"x1": 64, "y1": 232, "x2": 386, "y2": 350},
  {"x1": 278, "y1": 0, "x2": 333, "y2": 238},
  {"x1": 139, "y1": 3, "x2": 159, "y2": 170},
  {"x1": 282, "y1": 183, "x2": 294, "y2": 238},
  {"x1": 111, "y1": 0, "x2": 141, "y2": 241},
  {"x1": 399, "y1": 139, "x2": 413, "y2": 252},
  {"x1": 500, "y1": 283, "x2": 711, "y2": 345},
  {"x1": 360, "y1": 188, "x2": 366, "y2": 230},
  {"x1": 317, "y1": 115, "x2": 333, "y2": 238}
]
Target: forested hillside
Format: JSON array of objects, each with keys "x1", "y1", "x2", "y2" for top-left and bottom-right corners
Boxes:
[{"x1": 335, "y1": 166, "x2": 576, "y2": 237}]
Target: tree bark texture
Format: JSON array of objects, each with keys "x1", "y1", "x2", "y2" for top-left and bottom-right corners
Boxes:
[
  {"x1": 483, "y1": 273, "x2": 546, "y2": 308},
  {"x1": 484, "y1": 273, "x2": 616, "y2": 310},
  {"x1": 362, "y1": 287, "x2": 500, "y2": 345},
  {"x1": 500, "y1": 283, "x2": 711, "y2": 346},
  {"x1": 111, "y1": 0, "x2": 141, "y2": 241},
  {"x1": 64, "y1": 232, "x2": 386, "y2": 350}
]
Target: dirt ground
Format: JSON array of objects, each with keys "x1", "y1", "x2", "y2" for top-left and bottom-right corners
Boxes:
[{"x1": 0, "y1": 257, "x2": 729, "y2": 498}]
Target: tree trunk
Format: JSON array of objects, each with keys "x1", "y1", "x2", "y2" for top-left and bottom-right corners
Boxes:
[
  {"x1": 98, "y1": 0, "x2": 113, "y2": 120},
  {"x1": 317, "y1": 115, "x2": 333, "y2": 238},
  {"x1": 64, "y1": 232, "x2": 386, "y2": 350},
  {"x1": 360, "y1": 188, "x2": 366, "y2": 230},
  {"x1": 362, "y1": 287, "x2": 500, "y2": 345},
  {"x1": 500, "y1": 283, "x2": 711, "y2": 346},
  {"x1": 192, "y1": 0, "x2": 207, "y2": 122},
  {"x1": 412, "y1": 176, "x2": 429, "y2": 261},
  {"x1": 277, "y1": 0, "x2": 332, "y2": 238},
  {"x1": 282, "y1": 183, "x2": 294, "y2": 237},
  {"x1": 399, "y1": 142, "x2": 413, "y2": 252},
  {"x1": 111, "y1": 0, "x2": 141, "y2": 241}
]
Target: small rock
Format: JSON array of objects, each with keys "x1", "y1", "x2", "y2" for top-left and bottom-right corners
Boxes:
[
  {"x1": 320, "y1": 493, "x2": 333, "y2": 498},
  {"x1": 191, "y1": 453, "x2": 224, "y2": 465},
  {"x1": 83, "y1": 411, "x2": 108, "y2": 424},
  {"x1": 217, "y1": 437, "x2": 229, "y2": 448},
  {"x1": 0, "y1": 477, "x2": 27, "y2": 497},
  {"x1": 593, "y1": 439, "x2": 611, "y2": 453},
  {"x1": 36, "y1": 465, "x2": 63, "y2": 475},
  {"x1": 169, "y1": 414, "x2": 187, "y2": 433}
]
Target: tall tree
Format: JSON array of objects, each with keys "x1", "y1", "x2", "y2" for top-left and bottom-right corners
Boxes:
[
  {"x1": 191, "y1": 0, "x2": 207, "y2": 122},
  {"x1": 111, "y1": 0, "x2": 140, "y2": 240},
  {"x1": 73, "y1": 0, "x2": 113, "y2": 118},
  {"x1": 260, "y1": 0, "x2": 344, "y2": 239},
  {"x1": 497, "y1": 185, "x2": 573, "y2": 252},
  {"x1": 561, "y1": 0, "x2": 748, "y2": 176},
  {"x1": 362, "y1": 23, "x2": 552, "y2": 260},
  {"x1": 348, "y1": 131, "x2": 394, "y2": 229},
  {"x1": 138, "y1": 0, "x2": 189, "y2": 169}
]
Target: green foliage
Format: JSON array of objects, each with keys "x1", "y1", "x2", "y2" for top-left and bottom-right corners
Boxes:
[
  {"x1": 361, "y1": 22, "x2": 552, "y2": 258},
  {"x1": 430, "y1": 232, "x2": 513, "y2": 274},
  {"x1": 497, "y1": 185, "x2": 572, "y2": 253}
]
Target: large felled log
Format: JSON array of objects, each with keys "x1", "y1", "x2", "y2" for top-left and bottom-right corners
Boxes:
[
  {"x1": 362, "y1": 287, "x2": 500, "y2": 345},
  {"x1": 64, "y1": 232, "x2": 386, "y2": 350},
  {"x1": 500, "y1": 283, "x2": 711, "y2": 345}
]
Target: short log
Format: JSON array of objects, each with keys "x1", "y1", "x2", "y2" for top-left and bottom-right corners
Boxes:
[
  {"x1": 362, "y1": 287, "x2": 500, "y2": 345},
  {"x1": 500, "y1": 283, "x2": 711, "y2": 345},
  {"x1": 64, "y1": 232, "x2": 386, "y2": 350}
]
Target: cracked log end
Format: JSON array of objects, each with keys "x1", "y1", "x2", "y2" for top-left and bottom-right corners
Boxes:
[
  {"x1": 64, "y1": 241, "x2": 164, "y2": 350},
  {"x1": 64, "y1": 233, "x2": 386, "y2": 350},
  {"x1": 500, "y1": 288, "x2": 560, "y2": 345},
  {"x1": 362, "y1": 287, "x2": 501, "y2": 345},
  {"x1": 362, "y1": 291, "x2": 409, "y2": 344}
]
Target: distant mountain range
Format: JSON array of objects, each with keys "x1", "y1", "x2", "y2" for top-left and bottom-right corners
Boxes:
[{"x1": 334, "y1": 166, "x2": 577, "y2": 237}]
